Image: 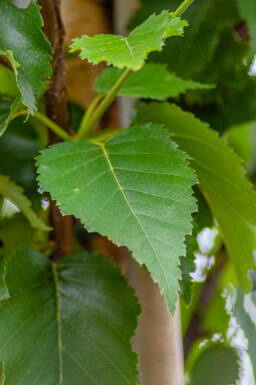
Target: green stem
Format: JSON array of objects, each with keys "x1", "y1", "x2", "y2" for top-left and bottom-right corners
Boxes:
[
  {"x1": 89, "y1": 127, "x2": 124, "y2": 143},
  {"x1": 174, "y1": 0, "x2": 194, "y2": 17},
  {"x1": 77, "y1": 68, "x2": 133, "y2": 140},
  {"x1": 75, "y1": 94, "x2": 103, "y2": 140},
  {"x1": 16, "y1": 110, "x2": 72, "y2": 142}
]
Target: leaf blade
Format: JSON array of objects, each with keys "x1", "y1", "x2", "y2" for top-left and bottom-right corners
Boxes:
[
  {"x1": 136, "y1": 103, "x2": 256, "y2": 290},
  {"x1": 0, "y1": 248, "x2": 140, "y2": 385},
  {"x1": 37, "y1": 125, "x2": 197, "y2": 311},
  {"x1": 0, "y1": 0, "x2": 52, "y2": 114},
  {"x1": 70, "y1": 11, "x2": 188, "y2": 70},
  {"x1": 94, "y1": 64, "x2": 213, "y2": 100}
]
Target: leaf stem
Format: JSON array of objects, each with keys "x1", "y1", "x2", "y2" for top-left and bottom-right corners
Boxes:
[
  {"x1": 76, "y1": 68, "x2": 133, "y2": 140},
  {"x1": 15, "y1": 110, "x2": 72, "y2": 142},
  {"x1": 75, "y1": 94, "x2": 103, "y2": 140},
  {"x1": 174, "y1": 0, "x2": 194, "y2": 17}
]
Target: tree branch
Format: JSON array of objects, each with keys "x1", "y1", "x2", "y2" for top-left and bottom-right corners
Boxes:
[{"x1": 40, "y1": 0, "x2": 73, "y2": 261}]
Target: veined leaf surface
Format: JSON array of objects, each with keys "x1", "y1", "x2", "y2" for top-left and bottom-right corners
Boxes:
[
  {"x1": 0, "y1": 248, "x2": 140, "y2": 385},
  {"x1": 94, "y1": 64, "x2": 212, "y2": 100},
  {"x1": 136, "y1": 103, "x2": 256, "y2": 290},
  {"x1": 0, "y1": 0, "x2": 52, "y2": 114},
  {"x1": 70, "y1": 11, "x2": 188, "y2": 70},
  {"x1": 37, "y1": 124, "x2": 197, "y2": 311}
]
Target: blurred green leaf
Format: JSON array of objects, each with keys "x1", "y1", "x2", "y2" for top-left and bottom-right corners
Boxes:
[
  {"x1": 95, "y1": 64, "x2": 212, "y2": 101},
  {"x1": 189, "y1": 344, "x2": 240, "y2": 385},
  {"x1": 0, "y1": 176, "x2": 50, "y2": 231},
  {"x1": 136, "y1": 103, "x2": 256, "y2": 291},
  {"x1": 236, "y1": 0, "x2": 256, "y2": 59},
  {"x1": 0, "y1": 65, "x2": 19, "y2": 97}
]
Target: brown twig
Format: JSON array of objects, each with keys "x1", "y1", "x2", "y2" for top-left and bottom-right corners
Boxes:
[{"x1": 40, "y1": 0, "x2": 73, "y2": 261}]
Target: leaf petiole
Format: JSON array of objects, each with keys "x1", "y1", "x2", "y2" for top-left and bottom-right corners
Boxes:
[
  {"x1": 15, "y1": 110, "x2": 72, "y2": 142},
  {"x1": 75, "y1": 68, "x2": 133, "y2": 140},
  {"x1": 75, "y1": 94, "x2": 103, "y2": 140},
  {"x1": 174, "y1": 0, "x2": 195, "y2": 17}
]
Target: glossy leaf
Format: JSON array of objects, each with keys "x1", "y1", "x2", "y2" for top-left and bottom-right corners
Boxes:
[
  {"x1": 95, "y1": 64, "x2": 212, "y2": 100},
  {"x1": 0, "y1": 175, "x2": 50, "y2": 231},
  {"x1": 136, "y1": 103, "x2": 256, "y2": 290},
  {"x1": 0, "y1": 248, "x2": 140, "y2": 385},
  {"x1": 236, "y1": 0, "x2": 256, "y2": 58},
  {"x1": 37, "y1": 124, "x2": 197, "y2": 311},
  {"x1": 189, "y1": 345, "x2": 240, "y2": 385},
  {"x1": 0, "y1": 0, "x2": 52, "y2": 114},
  {"x1": 70, "y1": 11, "x2": 188, "y2": 70}
]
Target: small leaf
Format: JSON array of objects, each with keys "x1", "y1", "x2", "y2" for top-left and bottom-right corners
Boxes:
[
  {"x1": 136, "y1": 103, "x2": 256, "y2": 290},
  {"x1": 0, "y1": 97, "x2": 22, "y2": 138},
  {"x1": 0, "y1": 175, "x2": 50, "y2": 231},
  {"x1": 70, "y1": 11, "x2": 188, "y2": 70},
  {"x1": 0, "y1": 0, "x2": 52, "y2": 114},
  {"x1": 95, "y1": 63, "x2": 213, "y2": 100},
  {"x1": 37, "y1": 125, "x2": 197, "y2": 311},
  {"x1": 189, "y1": 344, "x2": 240, "y2": 385},
  {"x1": 0, "y1": 248, "x2": 140, "y2": 385}
]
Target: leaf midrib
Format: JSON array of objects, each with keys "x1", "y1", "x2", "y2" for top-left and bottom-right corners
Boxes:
[
  {"x1": 98, "y1": 142, "x2": 170, "y2": 294},
  {"x1": 52, "y1": 264, "x2": 63, "y2": 385}
]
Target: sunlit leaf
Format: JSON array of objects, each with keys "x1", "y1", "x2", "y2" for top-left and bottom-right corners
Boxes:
[
  {"x1": 37, "y1": 124, "x2": 197, "y2": 311},
  {"x1": 0, "y1": 248, "x2": 140, "y2": 385},
  {"x1": 70, "y1": 11, "x2": 188, "y2": 70},
  {"x1": 136, "y1": 103, "x2": 256, "y2": 290}
]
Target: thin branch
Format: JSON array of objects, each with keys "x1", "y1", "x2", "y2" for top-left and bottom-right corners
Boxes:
[{"x1": 40, "y1": 0, "x2": 73, "y2": 261}]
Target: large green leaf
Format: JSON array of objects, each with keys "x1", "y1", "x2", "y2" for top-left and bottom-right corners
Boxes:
[
  {"x1": 0, "y1": 0, "x2": 52, "y2": 114},
  {"x1": 70, "y1": 11, "x2": 187, "y2": 71},
  {"x1": 0, "y1": 175, "x2": 50, "y2": 231},
  {"x1": 136, "y1": 103, "x2": 256, "y2": 290},
  {"x1": 236, "y1": 0, "x2": 256, "y2": 58},
  {"x1": 0, "y1": 248, "x2": 140, "y2": 385},
  {"x1": 189, "y1": 345, "x2": 240, "y2": 385},
  {"x1": 37, "y1": 125, "x2": 197, "y2": 311},
  {"x1": 94, "y1": 64, "x2": 212, "y2": 100}
]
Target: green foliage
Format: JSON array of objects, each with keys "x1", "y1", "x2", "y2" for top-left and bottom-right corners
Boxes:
[
  {"x1": 0, "y1": 175, "x2": 50, "y2": 231},
  {"x1": 37, "y1": 124, "x2": 197, "y2": 311},
  {"x1": 0, "y1": 248, "x2": 140, "y2": 385},
  {"x1": 236, "y1": 0, "x2": 256, "y2": 58},
  {"x1": 0, "y1": 65, "x2": 18, "y2": 98},
  {"x1": 0, "y1": 0, "x2": 52, "y2": 115},
  {"x1": 95, "y1": 64, "x2": 212, "y2": 100},
  {"x1": 189, "y1": 344, "x2": 240, "y2": 385},
  {"x1": 136, "y1": 103, "x2": 256, "y2": 290},
  {"x1": 70, "y1": 11, "x2": 187, "y2": 70}
]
